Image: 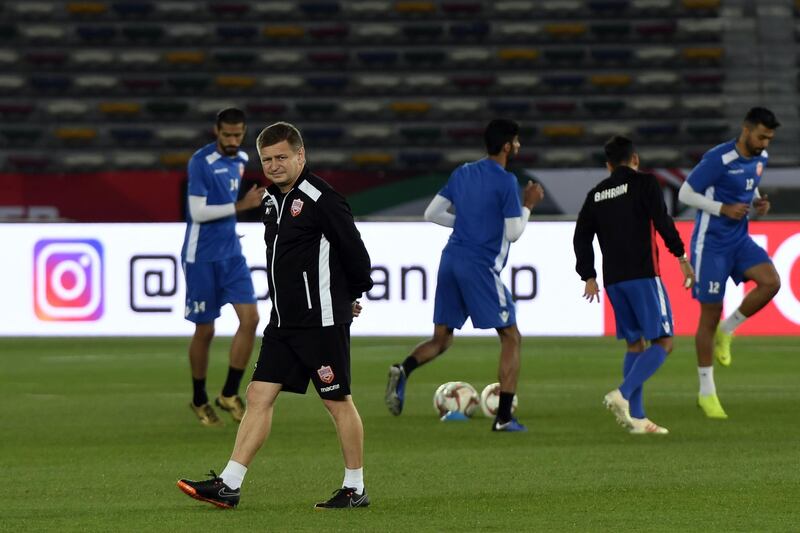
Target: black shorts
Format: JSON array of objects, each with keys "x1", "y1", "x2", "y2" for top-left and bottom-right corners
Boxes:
[{"x1": 252, "y1": 324, "x2": 351, "y2": 399}]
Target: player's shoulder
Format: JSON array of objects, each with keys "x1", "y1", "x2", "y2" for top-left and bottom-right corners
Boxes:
[
  {"x1": 703, "y1": 139, "x2": 738, "y2": 166},
  {"x1": 190, "y1": 142, "x2": 219, "y2": 165}
]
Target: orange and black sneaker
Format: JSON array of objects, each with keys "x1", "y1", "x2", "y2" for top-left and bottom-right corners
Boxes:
[
  {"x1": 177, "y1": 470, "x2": 239, "y2": 509},
  {"x1": 314, "y1": 487, "x2": 370, "y2": 509}
]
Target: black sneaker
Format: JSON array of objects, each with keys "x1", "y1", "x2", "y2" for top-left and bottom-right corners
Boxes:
[
  {"x1": 177, "y1": 470, "x2": 239, "y2": 509},
  {"x1": 314, "y1": 487, "x2": 370, "y2": 509}
]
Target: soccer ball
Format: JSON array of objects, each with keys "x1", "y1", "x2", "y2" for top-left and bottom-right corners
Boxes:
[
  {"x1": 433, "y1": 381, "x2": 480, "y2": 417},
  {"x1": 479, "y1": 383, "x2": 518, "y2": 418}
]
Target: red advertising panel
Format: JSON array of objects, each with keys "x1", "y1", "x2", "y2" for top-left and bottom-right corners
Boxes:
[{"x1": 604, "y1": 221, "x2": 800, "y2": 336}]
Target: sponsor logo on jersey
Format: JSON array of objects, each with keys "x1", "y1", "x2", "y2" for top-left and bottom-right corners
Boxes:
[
  {"x1": 214, "y1": 168, "x2": 228, "y2": 174},
  {"x1": 594, "y1": 183, "x2": 628, "y2": 202},
  {"x1": 727, "y1": 168, "x2": 744, "y2": 175},
  {"x1": 320, "y1": 383, "x2": 340, "y2": 393},
  {"x1": 317, "y1": 365, "x2": 335, "y2": 384},
  {"x1": 291, "y1": 198, "x2": 304, "y2": 217},
  {"x1": 756, "y1": 162, "x2": 764, "y2": 177}
]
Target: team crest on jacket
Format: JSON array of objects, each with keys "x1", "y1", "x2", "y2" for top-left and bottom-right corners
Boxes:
[
  {"x1": 291, "y1": 198, "x2": 304, "y2": 217},
  {"x1": 317, "y1": 365, "x2": 334, "y2": 384},
  {"x1": 238, "y1": 163, "x2": 245, "y2": 177}
]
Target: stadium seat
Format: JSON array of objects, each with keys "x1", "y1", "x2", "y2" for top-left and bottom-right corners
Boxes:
[
  {"x1": 349, "y1": 125, "x2": 393, "y2": 141},
  {"x1": 635, "y1": 21, "x2": 677, "y2": 38},
  {"x1": 450, "y1": 21, "x2": 490, "y2": 40},
  {"x1": 542, "y1": 125, "x2": 585, "y2": 140},
  {"x1": 683, "y1": 72, "x2": 724, "y2": 88},
  {"x1": 75, "y1": 75, "x2": 118, "y2": 91},
  {"x1": 76, "y1": 25, "x2": 117, "y2": 42},
  {"x1": 352, "y1": 152, "x2": 393, "y2": 166},
  {"x1": 6, "y1": 154, "x2": 51, "y2": 171},
  {"x1": 217, "y1": 25, "x2": 259, "y2": 42},
  {"x1": 0, "y1": 50, "x2": 19, "y2": 68},
  {"x1": 167, "y1": 75, "x2": 211, "y2": 92},
  {"x1": 630, "y1": 96, "x2": 673, "y2": 115},
  {"x1": 442, "y1": 2, "x2": 483, "y2": 15},
  {"x1": 122, "y1": 78, "x2": 164, "y2": 91},
  {"x1": 390, "y1": 101, "x2": 432, "y2": 115},
  {"x1": 10, "y1": 2, "x2": 57, "y2": 18},
  {"x1": 355, "y1": 75, "x2": 402, "y2": 92},
  {"x1": 589, "y1": 0, "x2": 631, "y2": 14},
  {"x1": 341, "y1": 100, "x2": 384, "y2": 117},
  {"x1": 260, "y1": 75, "x2": 304, "y2": 91},
  {"x1": 544, "y1": 48, "x2": 586, "y2": 64},
  {"x1": 545, "y1": 23, "x2": 588, "y2": 39},
  {"x1": 298, "y1": 127, "x2": 345, "y2": 144},
  {"x1": 686, "y1": 122, "x2": 729, "y2": 139},
  {"x1": 0, "y1": 25, "x2": 17, "y2": 43},
  {"x1": 122, "y1": 25, "x2": 165, "y2": 42},
  {"x1": 246, "y1": 102, "x2": 289, "y2": 118},
  {"x1": 165, "y1": 51, "x2": 206, "y2": 67},
  {"x1": 403, "y1": 49, "x2": 446, "y2": 65},
  {"x1": 213, "y1": 51, "x2": 257, "y2": 67},
  {"x1": 449, "y1": 48, "x2": 491, "y2": 65},
  {"x1": 399, "y1": 126, "x2": 442, "y2": 144},
  {"x1": 0, "y1": 128, "x2": 43, "y2": 146},
  {"x1": 489, "y1": 100, "x2": 531, "y2": 115},
  {"x1": 0, "y1": 75, "x2": 25, "y2": 93},
  {"x1": 21, "y1": 24, "x2": 67, "y2": 42},
  {"x1": 195, "y1": 100, "x2": 239, "y2": 118},
  {"x1": 542, "y1": 149, "x2": 588, "y2": 166},
  {"x1": 536, "y1": 100, "x2": 578, "y2": 114},
  {"x1": 631, "y1": 0, "x2": 673, "y2": 14},
  {"x1": 112, "y1": 2, "x2": 155, "y2": 18},
  {"x1": 305, "y1": 75, "x2": 349, "y2": 92},
  {"x1": 450, "y1": 74, "x2": 495, "y2": 91},
  {"x1": 54, "y1": 127, "x2": 98, "y2": 143},
  {"x1": 591, "y1": 22, "x2": 631, "y2": 39},
  {"x1": 26, "y1": 51, "x2": 68, "y2": 68},
  {"x1": 590, "y1": 74, "x2": 633, "y2": 89},
  {"x1": 309, "y1": 24, "x2": 349, "y2": 40},
  {"x1": 498, "y1": 48, "x2": 540, "y2": 63},
  {"x1": 259, "y1": 50, "x2": 304, "y2": 66},
  {"x1": 346, "y1": 1, "x2": 391, "y2": 16},
  {"x1": 496, "y1": 74, "x2": 541, "y2": 92},
  {"x1": 682, "y1": 96, "x2": 724, "y2": 115},
  {"x1": 638, "y1": 148, "x2": 681, "y2": 166},
  {"x1": 444, "y1": 149, "x2": 484, "y2": 165},
  {"x1": 71, "y1": 49, "x2": 114, "y2": 67},
  {"x1": 495, "y1": 22, "x2": 542, "y2": 41},
  {"x1": 60, "y1": 152, "x2": 107, "y2": 169},
  {"x1": 583, "y1": 99, "x2": 626, "y2": 114},
  {"x1": 636, "y1": 71, "x2": 679, "y2": 89},
  {"x1": 404, "y1": 74, "x2": 447, "y2": 91},
  {"x1": 395, "y1": 1, "x2": 437, "y2": 14},
  {"x1": 108, "y1": 127, "x2": 153, "y2": 146},
  {"x1": 541, "y1": 74, "x2": 585, "y2": 91},
  {"x1": 67, "y1": 3, "x2": 109, "y2": 16},
  {"x1": 403, "y1": 24, "x2": 444, "y2": 40},
  {"x1": 681, "y1": 0, "x2": 720, "y2": 11},
  {"x1": 588, "y1": 122, "x2": 633, "y2": 139},
  {"x1": 146, "y1": 101, "x2": 189, "y2": 117},
  {"x1": 160, "y1": 151, "x2": 192, "y2": 167},
  {"x1": 300, "y1": 1, "x2": 341, "y2": 16},
  {"x1": 111, "y1": 151, "x2": 158, "y2": 168},
  {"x1": 30, "y1": 75, "x2": 72, "y2": 93},
  {"x1": 307, "y1": 51, "x2": 349, "y2": 67},
  {"x1": 0, "y1": 103, "x2": 35, "y2": 119},
  {"x1": 295, "y1": 102, "x2": 339, "y2": 117},
  {"x1": 45, "y1": 100, "x2": 90, "y2": 118},
  {"x1": 263, "y1": 25, "x2": 306, "y2": 39},
  {"x1": 446, "y1": 126, "x2": 485, "y2": 142},
  {"x1": 208, "y1": 2, "x2": 250, "y2": 17},
  {"x1": 399, "y1": 151, "x2": 443, "y2": 167},
  {"x1": 492, "y1": 1, "x2": 535, "y2": 15},
  {"x1": 357, "y1": 50, "x2": 400, "y2": 66},
  {"x1": 215, "y1": 76, "x2": 257, "y2": 91},
  {"x1": 155, "y1": 1, "x2": 201, "y2": 17},
  {"x1": 634, "y1": 46, "x2": 678, "y2": 64},
  {"x1": 636, "y1": 123, "x2": 680, "y2": 139},
  {"x1": 541, "y1": 0, "x2": 583, "y2": 15},
  {"x1": 165, "y1": 24, "x2": 210, "y2": 42},
  {"x1": 99, "y1": 102, "x2": 142, "y2": 118},
  {"x1": 309, "y1": 151, "x2": 349, "y2": 166},
  {"x1": 682, "y1": 47, "x2": 724, "y2": 64},
  {"x1": 119, "y1": 50, "x2": 160, "y2": 68},
  {"x1": 438, "y1": 99, "x2": 483, "y2": 114},
  {"x1": 590, "y1": 48, "x2": 633, "y2": 64},
  {"x1": 679, "y1": 19, "x2": 723, "y2": 40},
  {"x1": 352, "y1": 24, "x2": 401, "y2": 40}
]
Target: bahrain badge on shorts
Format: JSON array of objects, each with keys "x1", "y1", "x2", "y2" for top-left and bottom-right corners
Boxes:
[
  {"x1": 317, "y1": 365, "x2": 335, "y2": 384},
  {"x1": 291, "y1": 198, "x2": 304, "y2": 217}
]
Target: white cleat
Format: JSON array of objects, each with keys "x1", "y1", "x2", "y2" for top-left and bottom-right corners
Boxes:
[
  {"x1": 629, "y1": 417, "x2": 669, "y2": 435},
  {"x1": 603, "y1": 389, "x2": 633, "y2": 429}
]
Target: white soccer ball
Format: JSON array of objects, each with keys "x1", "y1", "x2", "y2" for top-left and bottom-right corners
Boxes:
[
  {"x1": 479, "y1": 383, "x2": 518, "y2": 418},
  {"x1": 433, "y1": 381, "x2": 480, "y2": 417}
]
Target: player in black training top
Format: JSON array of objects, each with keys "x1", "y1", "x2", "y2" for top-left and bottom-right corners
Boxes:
[{"x1": 573, "y1": 135, "x2": 694, "y2": 435}]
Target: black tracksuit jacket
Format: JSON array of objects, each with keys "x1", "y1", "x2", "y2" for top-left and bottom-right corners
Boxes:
[
  {"x1": 573, "y1": 166, "x2": 685, "y2": 286},
  {"x1": 261, "y1": 166, "x2": 373, "y2": 328}
]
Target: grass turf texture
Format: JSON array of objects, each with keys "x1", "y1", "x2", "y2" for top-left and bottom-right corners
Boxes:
[{"x1": 1, "y1": 336, "x2": 798, "y2": 532}]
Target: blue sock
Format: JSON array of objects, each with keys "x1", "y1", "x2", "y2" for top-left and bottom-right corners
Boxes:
[
  {"x1": 619, "y1": 344, "x2": 667, "y2": 401},
  {"x1": 623, "y1": 352, "x2": 645, "y2": 419}
]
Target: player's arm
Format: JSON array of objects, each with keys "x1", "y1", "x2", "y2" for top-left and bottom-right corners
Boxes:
[
  {"x1": 645, "y1": 176, "x2": 694, "y2": 288},
  {"x1": 504, "y1": 181, "x2": 544, "y2": 242},
  {"x1": 423, "y1": 194, "x2": 455, "y2": 228},
  {"x1": 752, "y1": 187, "x2": 771, "y2": 216},
  {"x1": 573, "y1": 192, "x2": 597, "y2": 283},
  {"x1": 317, "y1": 191, "x2": 374, "y2": 299},
  {"x1": 680, "y1": 156, "x2": 748, "y2": 220},
  {"x1": 188, "y1": 185, "x2": 264, "y2": 223}
]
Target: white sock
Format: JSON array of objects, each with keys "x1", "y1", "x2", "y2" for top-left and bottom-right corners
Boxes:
[
  {"x1": 720, "y1": 309, "x2": 747, "y2": 334},
  {"x1": 698, "y1": 366, "x2": 716, "y2": 396},
  {"x1": 220, "y1": 460, "x2": 247, "y2": 490},
  {"x1": 343, "y1": 467, "x2": 364, "y2": 494}
]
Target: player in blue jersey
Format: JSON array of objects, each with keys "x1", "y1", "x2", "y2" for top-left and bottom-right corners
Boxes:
[
  {"x1": 678, "y1": 107, "x2": 781, "y2": 419},
  {"x1": 384, "y1": 119, "x2": 544, "y2": 432},
  {"x1": 181, "y1": 108, "x2": 266, "y2": 426}
]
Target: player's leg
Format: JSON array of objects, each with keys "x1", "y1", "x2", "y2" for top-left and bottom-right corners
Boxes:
[
  {"x1": 696, "y1": 302, "x2": 727, "y2": 418},
  {"x1": 386, "y1": 253, "x2": 464, "y2": 415},
  {"x1": 317, "y1": 396, "x2": 369, "y2": 509},
  {"x1": 492, "y1": 324, "x2": 526, "y2": 431},
  {"x1": 622, "y1": 338, "x2": 647, "y2": 420}
]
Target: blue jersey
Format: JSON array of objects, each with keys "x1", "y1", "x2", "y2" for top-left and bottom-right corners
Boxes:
[
  {"x1": 686, "y1": 139, "x2": 768, "y2": 249},
  {"x1": 439, "y1": 158, "x2": 522, "y2": 271},
  {"x1": 181, "y1": 142, "x2": 249, "y2": 263}
]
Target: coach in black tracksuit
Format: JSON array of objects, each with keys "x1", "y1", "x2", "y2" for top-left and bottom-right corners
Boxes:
[
  {"x1": 572, "y1": 135, "x2": 694, "y2": 435},
  {"x1": 180, "y1": 122, "x2": 375, "y2": 510}
]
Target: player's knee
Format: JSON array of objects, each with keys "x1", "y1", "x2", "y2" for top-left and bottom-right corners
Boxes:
[
  {"x1": 194, "y1": 324, "x2": 215, "y2": 343},
  {"x1": 656, "y1": 337, "x2": 673, "y2": 354},
  {"x1": 433, "y1": 332, "x2": 454, "y2": 354},
  {"x1": 245, "y1": 383, "x2": 275, "y2": 409},
  {"x1": 240, "y1": 311, "x2": 259, "y2": 333},
  {"x1": 761, "y1": 272, "x2": 781, "y2": 297}
]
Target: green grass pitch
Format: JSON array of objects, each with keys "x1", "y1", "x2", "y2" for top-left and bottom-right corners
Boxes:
[{"x1": 1, "y1": 336, "x2": 798, "y2": 532}]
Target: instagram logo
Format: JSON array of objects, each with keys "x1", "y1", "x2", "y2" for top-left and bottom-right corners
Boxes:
[{"x1": 34, "y1": 239, "x2": 104, "y2": 321}]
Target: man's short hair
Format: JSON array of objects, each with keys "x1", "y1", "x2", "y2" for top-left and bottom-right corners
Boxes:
[
  {"x1": 484, "y1": 119, "x2": 520, "y2": 156},
  {"x1": 744, "y1": 107, "x2": 780, "y2": 130},
  {"x1": 604, "y1": 135, "x2": 636, "y2": 167},
  {"x1": 256, "y1": 121, "x2": 304, "y2": 152},
  {"x1": 215, "y1": 107, "x2": 246, "y2": 128}
]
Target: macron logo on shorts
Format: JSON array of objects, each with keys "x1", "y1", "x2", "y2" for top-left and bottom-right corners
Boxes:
[{"x1": 320, "y1": 384, "x2": 340, "y2": 393}]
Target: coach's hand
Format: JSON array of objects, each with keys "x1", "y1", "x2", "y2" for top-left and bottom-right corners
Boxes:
[
  {"x1": 523, "y1": 181, "x2": 545, "y2": 210},
  {"x1": 679, "y1": 257, "x2": 695, "y2": 289},
  {"x1": 236, "y1": 184, "x2": 268, "y2": 211},
  {"x1": 753, "y1": 195, "x2": 770, "y2": 216},
  {"x1": 583, "y1": 278, "x2": 600, "y2": 303},
  {"x1": 352, "y1": 300, "x2": 362, "y2": 318},
  {"x1": 720, "y1": 202, "x2": 749, "y2": 220}
]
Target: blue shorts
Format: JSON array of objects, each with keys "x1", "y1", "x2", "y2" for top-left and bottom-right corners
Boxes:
[
  {"x1": 691, "y1": 236, "x2": 771, "y2": 303},
  {"x1": 183, "y1": 255, "x2": 256, "y2": 323},
  {"x1": 433, "y1": 251, "x2": 515, "y2": 330},
  {"x1": 605, "y1": 277, "x2": 673, "y2": 343}
]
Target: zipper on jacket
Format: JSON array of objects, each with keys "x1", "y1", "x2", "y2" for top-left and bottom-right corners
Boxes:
[
  {"x1": 302, "y1": 271, "x2": 312, "y2": 310},
  {"x1": 270, "y1": 192, "x2": 291, "y2": 327}
]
